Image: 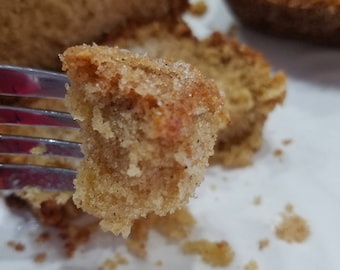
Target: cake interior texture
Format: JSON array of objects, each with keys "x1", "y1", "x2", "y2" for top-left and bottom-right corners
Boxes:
[{"x1": 61, "y1": 45, "x2": 228, "y2": 236}]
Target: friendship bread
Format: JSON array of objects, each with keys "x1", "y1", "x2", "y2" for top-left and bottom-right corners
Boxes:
[
  {"x1": 61, "y1": 45, "x2": 228, "y2": 236},
  {"x1": 105, "y1": 21, "x2": 286, "y2": 167},
  {"x1": 0, "y1": 0, "x2": 188, "y2": 70},
  {"x1": 226, "y1": 0, "x2": 340, "y2": 45}
]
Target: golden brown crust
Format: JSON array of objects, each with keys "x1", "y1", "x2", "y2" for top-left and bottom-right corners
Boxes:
[
  {"x1": 105, "y1": 21, "x2": 286, "y2": 167},
  {"x1": 61, "y1": 45, "x2": 228, "y2": 237},
  {"x1": 0, "y1": 0, "x2": 188, "y2": 70},
  {"x1": 226, "y1": 0, "x2": 340, "y2": 45}
]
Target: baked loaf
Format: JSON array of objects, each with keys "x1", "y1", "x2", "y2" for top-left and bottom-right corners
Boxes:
[
  {"x1": 61, "y1": 45, "x2": 228, "y2": 236},
  {"x1": 105, "y1": 21, "x2": 286, "y2": 167},
  {"x1": 226, "y1": 0, "x2": 340, "y2": 45},
  {"x1": 0, "y1": 0, "x2": 188, "y2": 70}
]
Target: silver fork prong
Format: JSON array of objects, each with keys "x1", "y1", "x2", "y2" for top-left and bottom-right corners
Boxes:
[
  {"x1": 0, "y1": 105, "x2": 79, "y2": 128},
  {"x1": 0, "y1": 163, "x2": 75, "y2": 190},
  {"x1": 0, "y1": 134, "x2": 83, "y2": 158},
  {"x1": 0, "y1": 65, "x2": 69, "y2": 99}
]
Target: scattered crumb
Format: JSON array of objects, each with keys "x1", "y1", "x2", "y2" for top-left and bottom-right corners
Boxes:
[
  {"x1": 273, "y1": 149, "x2": 283, "y2": 157},
  {"x1": 30, "y1": 144, "x2": 47, "y2": 155},
  {"x1": 5, "y1": 194, "x2": 96, "y2": 258},
  {"x1": 35, "y1": 231, "x2": 50, "y2": 244},
  {"x1": 60, "y1": 223, "x2": 98, "y2": 258},
  {"x1": 258, "y1": 238, "x2": 270, "y2": 250},
  {"x1": 182, "y1": 240, "x2": 234, "y2": 267},
  {"x1": 282, "y1": 139, "x2": 292, "y2": 145},
  {"x1": 275, "y1": 205, "x2": 310, "y2": 243},
  {"x1": 127, "y1": 207, "x2": 196, "y2": 258},
  {"x1": 253, "y1": 195, "x2": 262, "y2": 205},
  {"x1": 98, "y1": 253, "x2": 128, "y2": 270},
  {"x1": 34, "y1": 253, "x2": 47, "y2": 263},
  {"x1": 7, "y1": 241, "x2": 25, "y2": 252},
  {"x1": 189, "y1": 1, "x2": 207, "y2": 16},
  {"x1": 285, "y1": 203, "x2": 294, "y2": 213},
  {"x1": 210, "y1": 183, "x2": 217, "y2": 191},
  {"x1": 244, "y1": 259, "x2": 258, "y2": 270},
  {"x1": 155, "y1": 260, "x2": 163, "y2": 267},
  {"x1": 98, "y1": 259, "x2": 118, "y2": 270}
]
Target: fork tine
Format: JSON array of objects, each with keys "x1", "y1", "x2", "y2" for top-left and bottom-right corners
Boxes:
[
  {"x1": 0, "y1": 65, "x2": 69, "y2": 99},
  {"x1": 0, "y1": 134, "x2": 83, "y2": 158},
  {"x1": 0, "y1": 105, "x2": 79, "y2": 128},
  {"x1": 0, "y1": 163, "x2": 75, "y2": 190}
]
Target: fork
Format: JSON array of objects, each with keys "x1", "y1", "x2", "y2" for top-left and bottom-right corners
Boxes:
[{"x1": 0, "y1": 65, "x2": 82, "y2": 190}]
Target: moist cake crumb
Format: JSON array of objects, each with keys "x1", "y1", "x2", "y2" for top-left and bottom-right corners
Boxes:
[
  {"x1": 253, "y1": 195, "x2": 262, "y2": 205},
  {"x1": 34, "y1": 253, "x2": 47, "y2": 263},
  {"x1": 275, "y1": 205, "x2": 310, "y2": 243},
  {"x1": 7, "y1": 241, "x2": 25, "y2": 252},
  {"x1": 244, "y1": 259, "x2": 258, "y2": 270},
  {"x1": 189, "y1": 1, "x2": 207, "y2": 16},
  {"x1": 181, "y1": 240, "x2": 234, "y2": 267},
  {"x1": 258, "y1": 238, "x2": 270, "y2": 250},
  {"x1": 61, "y1": 45, "x2": 228, "y2": 237}
]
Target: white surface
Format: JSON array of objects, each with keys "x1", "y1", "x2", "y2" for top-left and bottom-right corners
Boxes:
[{"x1": 1, "y1": 0, "x2": 340, "y2": 269}]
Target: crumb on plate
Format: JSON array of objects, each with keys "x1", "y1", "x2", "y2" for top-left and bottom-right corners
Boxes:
[
  {"x1": 35, "y1": 232, "x2": 50, "y2": 244},
  {"x1": 258, "y1": 238, "x2": 269, "y2": 250},
  {"x1": 285, "y1": 203, "x2": 294, "y2": 213},
  {"x1": 127, "y1": 207, "x2": 196, "y2": 258},
  {"x1": 7, "y1": 241, "x2": 25, "y2": 252},
  {"x1": 181, "y1": 240, "x2": 234, "y2": 267},
  {"x1": 282, "y1": 138, "x2": 292, "y2": 145},
  {"x1": 34, "y1": 253, "x2": 47, "y2": 263},
  {"x1": 98, "y1": 253, "x2": 128, "y2": 270},
  {"x1": 210, "y1": 184, "x2": 217, "y2": 191},
  {"x1": 253, "y1": 195, "x2": 262, "y2": 205},
  {"x1": 273, "y1": 148, "x2": 283, "y2": 157},
  {"x1": 189, "y1": 1, "x2": 207, "y2": 16},
  {"x1": 275, "y1": 204, "x2": 310, "y2": 243},
  {"x1": 155, "y1": 260, "x2": 163, "y2": 267},
  {"x1": 244, "y1": 259, "x2": 258, "y2": 270}
]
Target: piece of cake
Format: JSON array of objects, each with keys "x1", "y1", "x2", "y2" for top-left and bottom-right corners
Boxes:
[
  {"x1": 104, "y1": 21, "x2": 286, "y2": 167},
  {"x1": 0, "y1": 0, "x2": 188, "y2": 70},
  {"x1": 226, "y1": 0, "x2": 340, "y2": 45},
  {"x1": 61, "y1": 45, "x2": 228, "y2": 236}
]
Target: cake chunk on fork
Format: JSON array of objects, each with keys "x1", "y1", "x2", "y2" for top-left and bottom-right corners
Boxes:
[{"x1": 60, "y1": 45, "x2": 228, "y2": 237}]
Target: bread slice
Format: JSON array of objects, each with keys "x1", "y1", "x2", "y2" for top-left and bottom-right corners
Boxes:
[
  {"x1": 0, "y1": 0, "x2": 188, "y2": 70},
  {"x1": 61, "y1": 45, "x2": 228, "y2": 236},
  {"x1": 226, "y1": 0, "x2": 340, "y2": 45},
  {"x1": 104, "y1": 21, "x2": 286, "y2": 167}
]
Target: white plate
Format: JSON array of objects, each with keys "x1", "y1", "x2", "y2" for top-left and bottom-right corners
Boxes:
[{"x1": 1, "y1": 0, "x2": 340, "y2": 269}]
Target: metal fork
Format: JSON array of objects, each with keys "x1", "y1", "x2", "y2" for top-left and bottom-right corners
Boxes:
[{"x1": 0, "y1": 65, "x2": 82, "y2": 190}]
